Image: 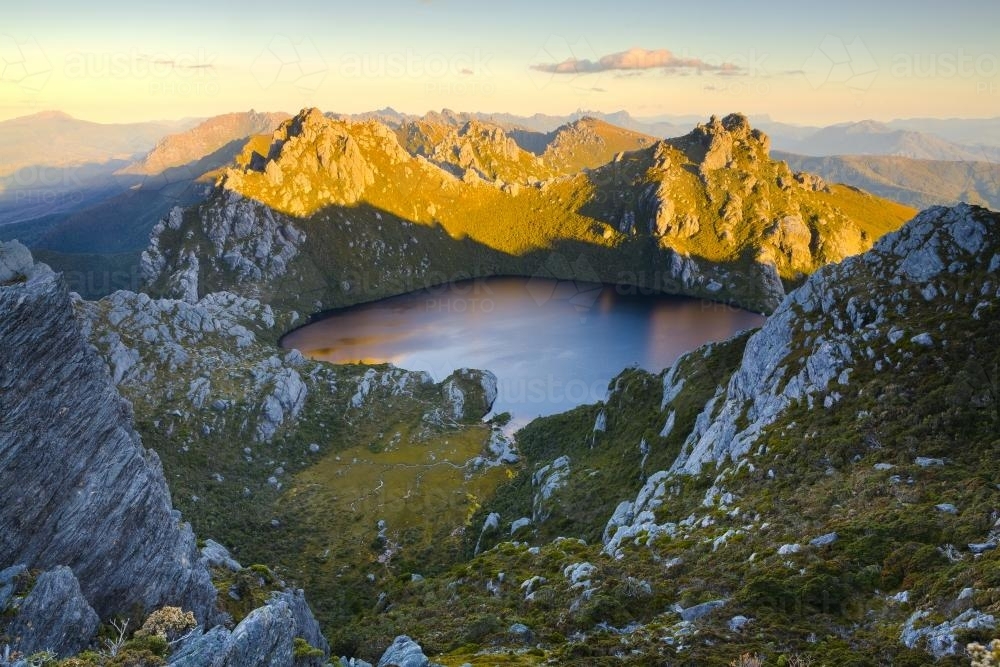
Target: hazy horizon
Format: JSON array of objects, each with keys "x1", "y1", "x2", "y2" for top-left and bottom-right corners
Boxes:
[
  {"x1": 6, "y1": 106, "x2": 1000, "y2": 129},
  {"x1": 3, "y1": 0, "x2": 998, "y2": 126}
]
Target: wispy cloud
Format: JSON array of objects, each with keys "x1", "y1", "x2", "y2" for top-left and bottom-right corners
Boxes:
[
  {"x1": 532, "y1": 47, "x2": 742, "y2": 75},
  {"x1": 157, "y1": 61, "x2": 215, "y2": 70},
  {"x1": 141, "y1": 55, "x2": 215, "y2": 70}
]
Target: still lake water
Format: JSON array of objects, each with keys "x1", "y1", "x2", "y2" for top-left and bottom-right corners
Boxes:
[{"x1": 281, "y1": 277, "x2": 765, "y2": 427}]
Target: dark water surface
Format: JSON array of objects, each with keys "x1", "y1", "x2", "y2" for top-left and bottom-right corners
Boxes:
[{"x1": 282, "y1": 277, "x2": 765, "y2": 427}]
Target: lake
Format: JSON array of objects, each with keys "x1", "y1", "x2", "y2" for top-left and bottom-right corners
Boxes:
[{"x1": 281, "y1": 277, "x2": 765, "y2": 427}]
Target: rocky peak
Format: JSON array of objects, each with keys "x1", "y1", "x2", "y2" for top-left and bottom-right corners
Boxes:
[
  {"x1": 455, "y1": 119, "x2": 521, "y2": 160},
  {"x1": 720, "y1": 112, "x2": 752, "y2": 136},
  {"x1": 540, "y1": 117, "x2": 655, "y2": 174},
  {"x1": 221, "y1": 111, "x2": 414, "y2": 214},
  {"x1": 561, "y1": 117, "x2": 603, "y2": 139},
  {"x1": 273, "y1": 107, "x2": 327, "y2": 144},
  {"x1": 674, "y1": 112, "x2": 771, "y2": 170},
  {"x1": 428, "y1": 119, "x2": 545, "y2": 183}
]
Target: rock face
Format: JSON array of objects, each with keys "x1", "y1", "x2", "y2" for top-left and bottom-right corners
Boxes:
[
  {"x1": 1, "y1": 242, "x2": 331, "y2": 664},
  {"x1": 901, "y1": 608, "x2": 996, "y2": 658},
  {"x1": 670, "y1": 203, "x2": 998, "y2": 475},
  {"x1": 440, "y1": 368, "x2": 498, "y2": 422},
  {"x1": 376, "y1": 635, "x2": 434, "y2": 667},
  {"x1": 0, "y1": 247, "x2": 218, "y2": 622},
  {"x1": 425, "y1": 119, "x2": 547, "y2": 184},
  {"x1": 0, "y1": 240, "x2": 33, "y2": 283},
  {"x1": 606, "y1": 203, "x2": 1000, "y2": 564},
  {"x1": 77, "y1": 288, "x2": 312, "y2": 444},
  {"x1": 170, "y1": 591, "x2": 328, "y2": 667},
  {"x1": 532, "y1": 456, "x2": 571, "y2": 523},
  {"x1": 5, "y1": 566, "x2": 99, "y2": 658},
  {"x1": 142, "y1": 192, "x2": 305, "y2": 296}
]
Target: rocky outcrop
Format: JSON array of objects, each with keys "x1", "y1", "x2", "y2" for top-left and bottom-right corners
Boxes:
[
  {"x1": 77, "y1": 288, "x2": 314, "y2": 444},
  {"x1": 901, "y1": 608, "x2": 996, "y2": 658},
  {"x1": 0, "y1": 240, "x2": 32, "y2": 283},
  {"x1": 0, "y1": 244, "x2": 218, "y2": 622},
  {"x1": 426, "y1": 120, "x2": 547, "y2": 185},
  {"x1": 670, "y1": 204, "x2": 997, "y2": 475},
  {"x1": 532, "y1": 456, "x2": 571, "y2": 523},
  {"x1": 222, "y1": 109, "x2": 412, "y2": 215},
  {"x1": 348, "y1": 366, "x2": 433, "y2": 410},
  {"x1": 170, "y1": 590, "x2": 328, "y2": 667},
  {"x1": 674, "y1": 113, "x2": 770, "y2": 175},
  {"x1": 622, "y1": 112, "x2": 885, "y2": 286},
  {"x1": 142, "y1": 192, "x2": 305, "y2": 295},
  {"x1": 375, "y1": 635, "x2": 436, "y2": 667},
  {"x1": 4, "y1": 567, "x2": 99, "y2": 658},
  {"x1": 2, "y1": 244, "x2": 331, "y2": 663},
  {"x1": 606, "y1": 202, "x2": 999, "y2": 549},
  {"x1": 440, "y1": 368, "x2": 498, "y2": 422}
]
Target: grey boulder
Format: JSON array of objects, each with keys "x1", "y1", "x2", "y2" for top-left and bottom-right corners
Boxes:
[{"x1": 5, "y1": 567, "x2": 99, "y2": 658}]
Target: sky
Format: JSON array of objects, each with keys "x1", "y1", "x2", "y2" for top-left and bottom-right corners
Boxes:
[{"x1": 1, "y1": 0, "x2": 998, "y2": 125}]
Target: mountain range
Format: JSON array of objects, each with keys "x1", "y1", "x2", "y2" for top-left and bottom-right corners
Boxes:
[
  {"x1": 2, "y1": 108, "x2": 997, "y2": 303},
  {"x1": 1, "y1": 105, "x2": 999, "y2": 665},
  {"x1": 772, "y1": 120, "x2": 1000, "y2": 162},
  {"x1": 775, "y1": 152, "x2": 1000, "y2": 211},
  {"x1": 141, "y1": 108, "x2": 912, "y2": 316},
  {"x1": 0, "y1": 110, "x2": 197, "y2": 177}
]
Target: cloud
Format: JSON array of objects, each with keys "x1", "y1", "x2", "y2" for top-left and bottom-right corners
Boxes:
[
  {"x1": 141, "y1": 55, "x2": 215, "y2": 70},
  {"x1": 531, "y1": 47, "x2": 742, "y2": 76}
]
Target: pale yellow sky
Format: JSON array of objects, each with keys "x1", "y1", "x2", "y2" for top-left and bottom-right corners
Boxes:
[{"x1": 2, "y1": 2, "x2": 998, "y2": 124}]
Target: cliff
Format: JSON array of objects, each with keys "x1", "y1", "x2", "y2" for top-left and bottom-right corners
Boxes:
[
  {"x1": 0, "y1": 241, "x2": 218, "y2": 624},
  {"x1": 0, "y1": 241, "x2": 329, "y2": 664}
]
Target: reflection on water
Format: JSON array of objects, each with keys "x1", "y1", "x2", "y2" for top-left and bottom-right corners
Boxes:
[{"x1": 281, "y1": 277, "x2": 765, "y2": 427}]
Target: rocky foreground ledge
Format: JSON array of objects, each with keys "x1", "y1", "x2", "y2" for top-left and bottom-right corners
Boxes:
[{"x1": 0, "y1": 241, "x2": 328, "y2": 665}]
